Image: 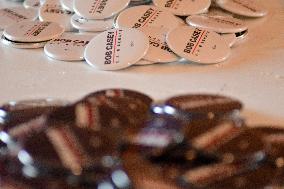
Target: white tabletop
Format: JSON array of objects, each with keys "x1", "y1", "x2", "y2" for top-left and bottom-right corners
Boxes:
[{"x1": 0, "y1": 0, "x2": 284, "y2": 126}]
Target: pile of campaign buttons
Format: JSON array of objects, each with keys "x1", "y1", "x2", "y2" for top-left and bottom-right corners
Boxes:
[
  {"x1": 1, "y1": 0, "x2": 268, "y2": 69},
  {"x1": 1, "y1": 89, "x2": 284, "y2": 188}
]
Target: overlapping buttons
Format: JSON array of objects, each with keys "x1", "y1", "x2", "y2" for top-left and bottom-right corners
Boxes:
[
  {"x1": 0, "y1": 0, "x2": 268, "y2": 67},
  {"x1": 0, "y1": 89, "x2": 284, "y2": 188}
]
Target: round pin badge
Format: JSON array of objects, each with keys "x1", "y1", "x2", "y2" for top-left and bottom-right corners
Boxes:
[
  {"x1": 141, "y1": 26, "x2": 179, "y2": 63},
  {"x1": 165, "y1": 94, "x2": 243, "y2": 115},
  {"x1": 215, "y1": 0, "x2": 268, "y2": 17},
  {"x1": 166, "y1": 26, "x2": 231, "y2": 64},
  {"x1": 115, "y1": 5, "x2": 183, "y2": 31},
  {"x1": 60, "y1": 0, "x2": 74, "y2": 12},
  {"x1": 1, "y1": 34, "x2": 48, "y2": 49},
  {"x1": 186, "y1": 15, "x2": 248, "y2": 34},
  {"x1": 39, "y1": 0, "x2": 74, "y2": 32},
  {"x1": 0, "y1": 6, "x2": 38, "y2": 30},
  {"x1": 152, "y1": 0, "x2": 211, "y2": 16},
  {"x1": 23, "y1": 0, "x2": 41, "y2": 9},
  {"x1": 71, "y1": 14, "x2": 114, "y2": 32},
  {"x1": 84, "y1": 28, "x2": 149, "y2": 70},
  {"x1": 44, "y1": 33, "x2": 93, "y2": 61},
  {"x1": 73, "y1": 0, "x2": 130, "y2": 20},
  {"x1": 82, "y1": 88, "x2": 153, "y2": 129},
  {"x1": 3, "y1": 20, "x2": 65, "y2": 42}
]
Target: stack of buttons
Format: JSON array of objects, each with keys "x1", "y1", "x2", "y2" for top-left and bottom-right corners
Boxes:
[
  {"x1": 0, "y1": 96, "x2": 133, "y2": 188},
  {"x1": 1, "y1": 89, "x2": 284, "y2": 188},
  {"x1": 1, "y1": 0, "x2": 269, "y2": 69}
]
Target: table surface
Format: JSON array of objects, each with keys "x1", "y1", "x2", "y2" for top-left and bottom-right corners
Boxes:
[{"x1": 0, "y1": 0, "x2": 283, "y2": 126}]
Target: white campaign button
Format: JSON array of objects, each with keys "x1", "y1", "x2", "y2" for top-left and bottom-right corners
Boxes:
[
  {"x1": 1, "y1": 34, "x2": 47, "y2": 49},
  {"x1": 44, "y1": 33, "x2": 93, "y2": 61},
  {"x1": 74, "y1": 0, "x2": 130, "y2": 20},
  {"x1": 84, "y1": 28, "x2": 149, "y2": 70},
  {"x1": 3, "y1": 20, "x2": 64, "y2": 42},
  {"x1": 60, "y1": 0, "x2": 74, "y2": 12},
  {"x1": 215, "y1": 0, "x2": 268, "y2": 17},
  {"x1": 116, "y1": 5, "x2": 183, "y2": 31},
  {"x1": 39, "y1": 0, "x2": 74, "y2": 31},
  {"x1": 152, "y1": 0, "x2": 211, "y2": 16},
  {"x1": 166, "y1": 26, "x2": 231, "y2": 64},
  {"x1": 186, "y1": 15, "x2": 248, "y2": 34},
  {"x1": 23, "y1": 0, "x2": 41, "y2": 9},
  {"x1": 0, "y1": 6, "x2": 38, "y2": 30},
  {"x1": 141, "y1": 26, "x2": 179, "y2": 63},
  {"x1": 71, "y1": 14, "x2": 114, "y2": 32}
]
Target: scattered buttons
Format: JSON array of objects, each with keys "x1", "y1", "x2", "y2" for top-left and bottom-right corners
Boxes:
[
  {"x1": 0, "y1": 89, "x2": 283, "y2": 188},
  {"x1": 0, "y1": 0, "x2": 269, "y2": 67},
  {"x1": 84, "y1": 28, "x2": 149, "y2": 70}
]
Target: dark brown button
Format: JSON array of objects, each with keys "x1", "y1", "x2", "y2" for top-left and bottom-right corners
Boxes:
[
  {"x1": 165, "y1": 94, "x2": 242, "y2": 115},
  {"x1": 81, "y1": 89, "x2": 153, "y2": 130}
]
